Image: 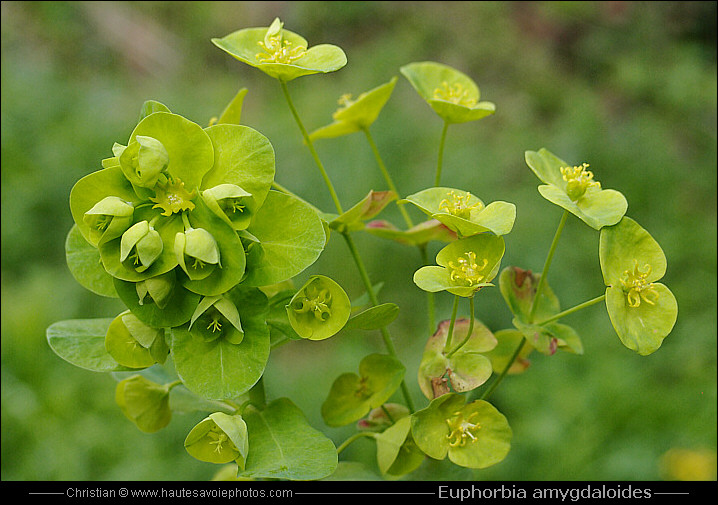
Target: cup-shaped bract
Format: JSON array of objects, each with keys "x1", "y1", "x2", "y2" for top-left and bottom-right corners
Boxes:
[
  {"x1": 375, "y1": 416, "x2": 425, "y2": 477},
  {"x1": 414, "y1": 234, "x2": 505, "y2": 297},
  {"x1": 525, "y1": 148, "x2": 628, "y2": 230},
  {"x1": 286, "y1": 275, "x2": 350, "y2": 340},
  {"x1": 175, "y1": 227, "x2": 221, "y2": 281},
  {"x1": 401, "y1": 187, "x2": 516, "y2": 237},
  {"x1": 120, "y1": 220, "x2": 163, "y2": 273},
  {"x1": 400, "y1": 61, "x2": 495, "y2": 124},
  {"x1": 82, "y1": 196, "x2": 134, "y2": 246},
  {"x1": 357, "y1": 403, "x2": 410, "y2": 432},
  {"x1": 411, "y1": 393, "x2": 512, "y2": 469},
  {"x1": 117, "y1": 135, "x2": 169, "y2": 189},
  {"x1": 189, "y1": 295, "x2": 244, "y2": 345},
  {"x1": 115, "y1": 375, "x2": 172, "y2": 433},
  {"x1": 184, "y1": 412, "x2": 249, "y2": 467},
  {"x1": 599, "y1": 217, "x2": 677, "y2": 355},
  {"x1": 309, "y1": 77, "x2": 398, "y2": 141},
  {"x1": 105, "y1": 310, "x2": 167, "y2": 368},
  {"x1": 202, "y1": 184, "x2": 253, "y2": 231},
  {"x1": 212, "y1": 17, "x2": 347, "y2": 82}
]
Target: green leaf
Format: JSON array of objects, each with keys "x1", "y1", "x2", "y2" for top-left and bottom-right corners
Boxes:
[
  {"x1": 286, "y1": 275, "x2": 351, "y2": 341},
  {"x1": 202, "y1": 124, "x2": 275, "y2": 230},
  {"x1": 498, "y1": 266, "x2": 559, "y2": 324},
  {"x1": 310, "y1": 77, "x2": 398, "y2": 140},
  {"x1": 364, "y1": 219, "x2": 457, "y2": 246},
  {"x1": 139, "y1": 100, "x2": 171, "y2": 121},
  {"x1": 244, "y1": 191, "x2": 326, "y2": 286},
  {"x1": 46, "y1": 318, "x2": 135, "y2": 372},
  {"x1": 417, "y1": 318, "x2": 497, "y2": 399},
  {"x1": 329, "y1": 190, "x2": 397, "y2": 232},
  {"x1": 321, "y1": 354, "x2": 406, "y2": 427},
  {"x1": 401, "y1": 187, "x2": 515, "y2": 237},
  {"x1": 525, "y1": 148, "x2": 627, "y2": 230},
  {"x1": 114, "y1": 274, "x2": 201, "y2": 328},
  {"x1": 400, "y1": 62, "x2": 495, "y2": 124},
  {"x1": 600, "y1": 217, "x2": 677, "y2": 355},
  {"x1": 241, "y1": 398, "x2": 338, "y2": 480},
  {"x1": 216, "y1": 88, "x2": 248, "y2": 126},
  {"x1": 485, "y1": 329, "x2": 533, "y2": 375},
  {"x1": 212, "y1": 18, "x2": 347, "y2": 82},
  {"x1": 65, "y1": 225, "x2": 118, "y2": 298},
  {"x1": 171, "y1": 287, "x2": 270, "y2": 400},
  {"x1": 375, "y1": 416, "x2": 425, "y2": 477},
  {"x1": 129, "y1": 112, "x2": 214, "y2": 191},
  {"x1": 345, "y1": 303, "x2": 399, "y2": 331}
]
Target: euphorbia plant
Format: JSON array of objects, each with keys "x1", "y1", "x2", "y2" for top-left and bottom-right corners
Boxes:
[{"x1": 47, "y1": 17, "x2": 677, "y2": 481}]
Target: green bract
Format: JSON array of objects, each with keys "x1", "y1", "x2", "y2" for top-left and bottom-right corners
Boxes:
[
  {"x1": 400, "y1": 61, "x2": 495, "y2": 124},
  {"x1": 115, "y1": 375, "x2": 172, "y2": 433},
  {"x1": 212, "y1": 17, "x2": 347, "y2": 82},
  {"x1": 189, "y1": 294, "x2": 244, "y2": 345},
  {"x1": 599, "y1": 217, "x2": 678, "y2": 355},
  {"x1": 105, "y1": 310, "x2": 168, "y2": 369},
  {"x1": 329, "y1": 190, "x2": 397, "y2": 233},
  {"x1": 286, "y1": 275, "x2": 351, "y2": 341},
  {"x1": 375, "y1": 416, "x2": 425, "y2": 477},
  {"x1": 309, "y1": 77, "x2": 398, "y2": 140},
  {"x1": 411, "y1": 393, "x2": 512, "y2": 469},
  {"x1": 321, "y1": 353, "x2": 405, "y2": 427},
  {"x1": 418, "y1": 318, "x2": 497, "y2": 400},
  {"x1": 364, "y1": 219, "x2": 457, "y2": 246},
  {"x1": 401, "y1": 187, "x2": 516, "y2": 237},
  {"x1": 82, "y1": 196, "x2": 135, "y2": 247},
  {"x1": 414, "y1": 234, "x2": 505, "y2": 297},
  {"x1": 525, "y1": 148, "x2": 628, "y2": 230},
  {"x1": 185, "y1": 412, "x2": 249, "y2": 467}
]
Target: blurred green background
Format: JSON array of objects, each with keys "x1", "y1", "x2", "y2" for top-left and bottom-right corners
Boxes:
[{"x1": 2, "y1": 1, "x2": 716, "y2": 481}]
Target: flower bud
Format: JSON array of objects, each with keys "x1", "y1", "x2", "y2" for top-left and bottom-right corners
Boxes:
[
  {"x1": 83, "y1": 196, "x2": 134, "y2": 246},
  {"x1": 189, "y1": 295, "x2": 244, "y2": 344},
  {"x1": 136, "y1": 270, "x2": 176, "y2": 309},
  {"x1": 184, "y1": 413, "x2": 248, "y2": 467},
  {"x1": 120, "y1": 220, "x2": 163, "y2": 272},
  {"x1": 115, "y1": 375, "x2": 171, "y2": 433},
  {"x1": 175, "y1": 228, "x2": 221, "y2": 281},
  {"x1": 203, "y1": 184, "x2": 253, "y2": 230},
  {"x1": 119, "y1": 135, "x2": 169, "y2": 188}
]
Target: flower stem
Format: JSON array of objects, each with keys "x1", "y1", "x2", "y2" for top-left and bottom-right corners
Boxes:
[
  {"x1": 363, "y1": 127, "x2": 413, "y2": 229},
  {"x1": 443, "y1": 295, "x2": 461, "y2": 352},
  {"x1": 528, "y1": 210, "x2": 569, "y2": 323},
  {"x1": 479, "y1": 338, "x2": 525, "y2": 402},
  {"x1": 434, "y1": 120, "x2": 450, "y2": 187},
  {"x1": 446, "y1": 295, "x2": 475, "y2": 359},
  {"x1": 279, "y1": 80, "x2": 343, "y2": 214},
  {"x1": 337, "y1": 431, "x2": 377, "y2": 455},
  {"x1": 535, "y1": 294, "x2": 606, "y2": 326}
]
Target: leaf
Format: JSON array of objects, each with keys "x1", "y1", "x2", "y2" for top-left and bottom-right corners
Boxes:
[
  {"x1": 329, "y1": 190, "x2": 397, "y2": 232},
  {"x1": 65, "y1": 225, "x2": 118, "y2": 298},
  {"x1": 498, "y1": 266, "x2": 560, "y2": 324},
  {"x1": 113, "y1": 275, "x2": 201, "y2": 328},
  {"x1": 375, "y1": 416, "x2": 424, "y2": 476},
  {"x1": 321, "y1": 354, "x2": 406, "y2": 427},
  {"x1": 417, "y1": 318, "x2": 497, "y2": 399},
  {"x1": 244, "y1": 190, "x2": 326, "y2": 286},
  {"x1": 171, "y1": 288, "x2": 270, "y2": 399},
  {"x1": 46, "y1": 318, "x2": 135, "y2": 372},
  {"x1": 240, "y1": 398, "x2": 338, "y2": 480},
  {"x1": 364, "y1": 219, "x2": 457, "y2": 246},
  {"x1": 216, "y1": 88, "x2": 248, "y2": 126},
  {"x1": 344, "y1": 303, "x2": 399, "y2": 331}
]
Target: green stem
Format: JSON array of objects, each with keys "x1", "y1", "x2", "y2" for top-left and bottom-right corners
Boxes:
[
  {"x1": 528, "y1": 210, "x2": 569, "y2": 323},
  {"x1": 279, "y1": 80, "x2": 343, "y2": 214},
  {"x1": 337, "y1": 431, "x2": 378, "y2": 455},
  {"x1": 479, "y1": 338, "x2": 526, "y2": 402},
  {"x1": 443, "y1": 295, "x2": 461, "y2": 352},
  {"x1": 434, "y1": 120, "x2": 449, "y2": 187},
  {"x1": 446, "y1": 295, "x2": 475, "y2": 359},
  {"x1": 342, "y1": 232, "x2": 416, "y2": 413},
  {"x1": 535, "y1": 294, "x2": 606, "y2": 326},
  {"x1": 363, "y1": 127, "x2": 413, "y2": 229}
]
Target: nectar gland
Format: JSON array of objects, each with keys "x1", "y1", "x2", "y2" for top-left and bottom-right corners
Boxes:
[
  {"x1": 150, "y1": 178, "x2": 196, "y2": 217},
  {"x1": 620, "y1": 259, "x2": 660, "y2": 308},
  {"x1": 292, "y1": 283, "x2": 332, "y2": 322}
]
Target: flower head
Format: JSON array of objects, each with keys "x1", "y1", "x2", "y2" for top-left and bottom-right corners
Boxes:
[{"x1": 150, "y1": 178, "x2": 196, "y2": 217}]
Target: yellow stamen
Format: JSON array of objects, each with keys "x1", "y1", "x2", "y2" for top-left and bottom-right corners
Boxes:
[
  {"x1": 446, "y1": 411, "x2": 481, "y2": 448},
  {"x1": 620, "y1": 260, "x2": 660, "y2": 308},
  {"x1": 439, "y1": 191, "x2": 483, "y2": 219},
  {"x1": 448, "y1": 251, "x2": 489, "y2": 286},
  {"x1": 433, "y1": 81, "x2": 477, "y2": 107},
  {"x1": 256, "y1": 32, "x2": 306, "y2": 64},
  {"x1": 560, "y1": 163, "x2": 601, "y2": 201}
]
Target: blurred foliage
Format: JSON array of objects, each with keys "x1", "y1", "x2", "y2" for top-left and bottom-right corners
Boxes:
[{"x1": 2, "y1": 1, "x2": 715, "y2": 481}]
